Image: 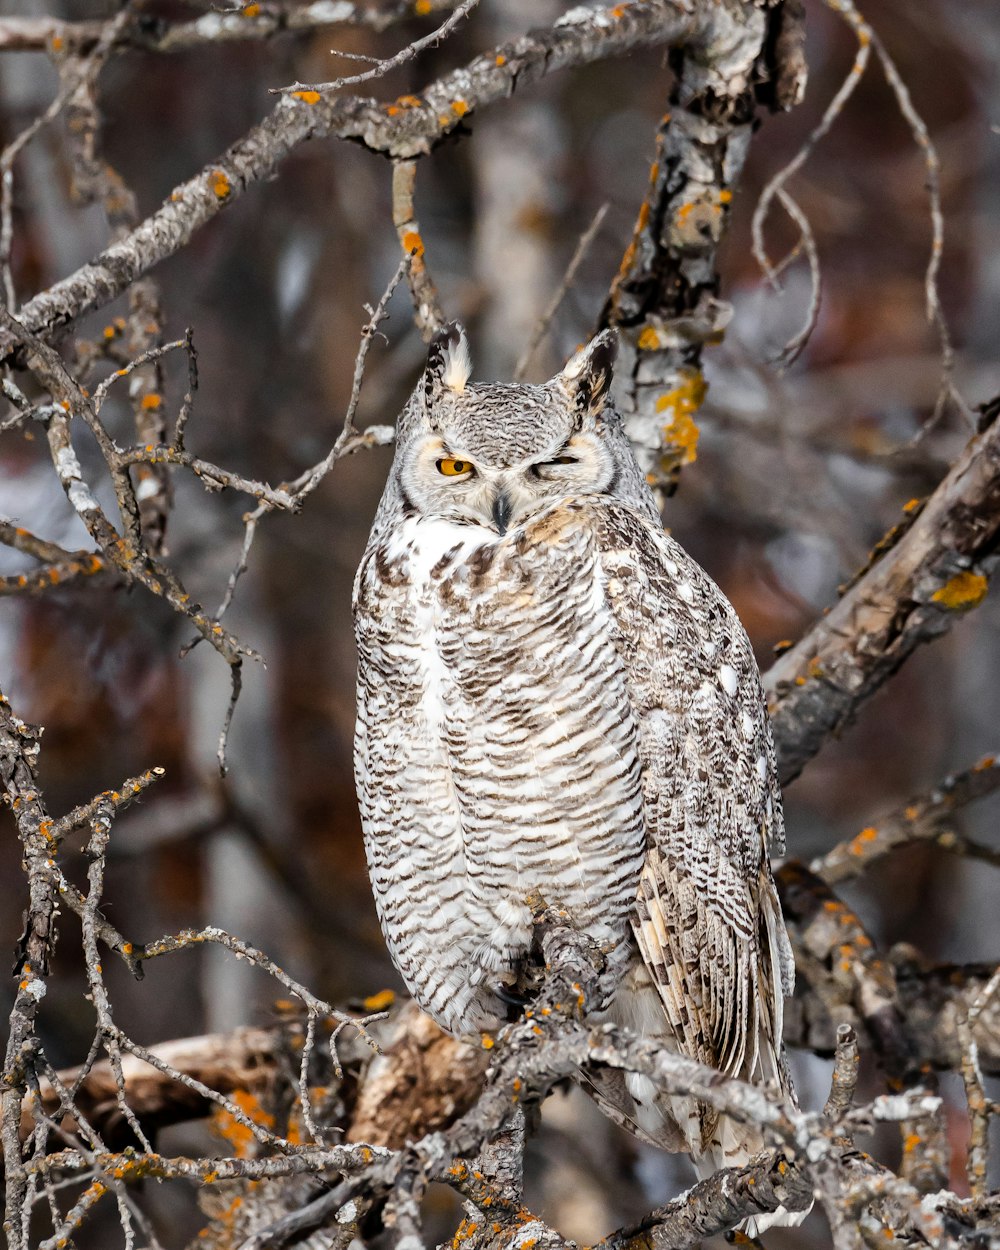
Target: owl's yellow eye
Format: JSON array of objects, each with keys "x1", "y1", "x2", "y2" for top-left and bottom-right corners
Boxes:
[{"x1": 437, "y1": 458, "x2": 473, "y2": 477}]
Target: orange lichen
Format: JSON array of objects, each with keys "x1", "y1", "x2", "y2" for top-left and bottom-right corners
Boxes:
[
  {"x1": 718, "y1": 188, "x2": 733, "y2": 204},
  {"x1": 361, "y1": 988, "x2": 395, "y2": 1011},
  {"x1": 615, "y1": 199, "x2": 650, "y2": 280},
  {"x1": 451, "y1": 99, "x2": 469, "y2": 117},
  {"x1": 655, "y1": 367, "x2": 706, "y2": 466},
  {"x1": 974, "y1": 755, "x2": 997, "y2": 771},
  {"x1": 51, "y1": 34, "x2": 64, "y2": 52},
  {"x1": 903, "y1": 497, "x2": 922, "y2": 513},
  {"x1": 452, "y1": 1219, "x2": 479, "y2": 1248},
  {"x1": 931, "y1": 570, "x2": 988, "y2": 611},
  {"x1": 214, "y1": 1089, "x2": 275, "y2": 1158},
  {"x1": 140, "y1": 393, "x2": 162, "y2": 411},
  {"x1": 211, "y1": 170, "x2": 232, "y2": 201},
  {"x1": 496, "y1": 53, "x2": 507, "y2": 66},
  {"x1": 292, "y1": 90, "x2": 321, "y2": 105},
  {"x1": 903, "y1": 1133, "x2": 921, "y2": 1153},
  {"x1": 401, "y1": 231, "x2": 424, "y2": 257},
  {"x1": 241, "y1": 2, "x2": 261, "y2": 15},
  {"x1": 848, "y1": 826, "x2": 878, "y2": 856},
  {"x1": 481, "y1": 1035, "x2": 494, "y2": 1049},
  {"x1": 415, "y1": 0, "x2": 432, "y2": 13},
  {"x1": 637, "y1": 326, "x2": 660, "y2": 351}
]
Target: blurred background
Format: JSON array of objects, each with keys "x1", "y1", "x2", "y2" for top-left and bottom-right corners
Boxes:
[{"x1": 1, "y1": 0, "x2": 999, "y2": 1244}]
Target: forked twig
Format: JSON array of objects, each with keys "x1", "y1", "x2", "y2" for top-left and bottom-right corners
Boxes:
[{"x1": 279, "y1": 0, "x2": 480, "y2": 95}]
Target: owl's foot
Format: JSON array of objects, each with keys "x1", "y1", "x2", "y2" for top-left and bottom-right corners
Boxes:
[{"x1": 494, "y1": 982, "x2": 530, "y2": 1007}]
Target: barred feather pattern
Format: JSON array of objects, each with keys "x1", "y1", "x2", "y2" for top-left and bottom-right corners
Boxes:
[
  {"x1": 354, "y1": 330, "x2": 805, "y2": 1234},
  {"x1": 355, "y1": 504, "x2": 647, "y2": 1032}
]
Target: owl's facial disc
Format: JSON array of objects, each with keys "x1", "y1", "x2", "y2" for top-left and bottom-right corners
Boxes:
[{"x1": 402, "y1": 428, "x2": 615, "y2": 536}]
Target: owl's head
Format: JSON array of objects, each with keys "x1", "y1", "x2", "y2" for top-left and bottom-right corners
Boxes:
[{"x1": 395, "y1": 323, "x2": 621, "y2": 535}]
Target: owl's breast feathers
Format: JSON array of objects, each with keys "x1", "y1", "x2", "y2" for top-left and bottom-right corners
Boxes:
[
  {"x1": 354, "y1": 501, "x2": 648, "y2": 1033},
  {"x1": 355, "y1": 497, "x2": 794, "y2": 1142}
]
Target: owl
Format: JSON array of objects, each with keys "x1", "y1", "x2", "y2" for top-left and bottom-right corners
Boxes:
[{"x1": 353, "y1": 325, "x2": 805, "y2": 1234}]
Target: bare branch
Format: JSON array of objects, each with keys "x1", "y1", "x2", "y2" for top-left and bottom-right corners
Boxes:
[
  {"x1": 281, "y1": 0, "x2": 480, "y2": 94},
  {"x1": 1, "y1": 1, "x2": 707, "y2": 363},
  {"x1": 766, "y1": 413, "x2": 1000, "y2": 785},
  {"x1": 0, "y1": 1, "x2": 461, "y2": 55},
  {"x1": 813, "y1": 752, "x2": 1000, "y2": 884},
  {"x1": 514, "y1": 204, "x2": 609, "y2": 381},
  {"x1": 392, "y1": 161, "x2": 444, "y2": 338}
]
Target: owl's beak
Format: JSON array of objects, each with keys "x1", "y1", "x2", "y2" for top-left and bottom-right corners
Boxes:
[{"x1": 491, "y1": 490, "x2": 513, "y2": 535}]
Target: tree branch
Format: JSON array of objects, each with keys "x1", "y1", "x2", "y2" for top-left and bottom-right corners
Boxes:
[
  {"x1": 0, "y1": 0, "x2": 709, "y2": 364},
  {"x1": 766, "y1": 411, "x2": 1000, "y2": 785},
  {"x1": 0, "y1": 1, "x2": 461, "y2": 55}
]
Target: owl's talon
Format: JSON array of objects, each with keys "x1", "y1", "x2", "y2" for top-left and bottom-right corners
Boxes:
[{"x1": 494, "y1": 983, "x2": 531, "y2": 1009}]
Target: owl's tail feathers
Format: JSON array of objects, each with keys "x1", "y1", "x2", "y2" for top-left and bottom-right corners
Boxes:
[{"x1": 694, "y1": 1118, "x2": 813, "y2": 1237}]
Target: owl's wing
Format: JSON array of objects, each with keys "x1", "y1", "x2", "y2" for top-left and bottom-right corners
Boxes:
[{"x1": 594, "y1": 501, "x2": 794, "y2": 1081}]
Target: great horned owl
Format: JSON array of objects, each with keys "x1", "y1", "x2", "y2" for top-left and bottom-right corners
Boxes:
[{"x1": 353, "y1": 325, "x2": 805, "y2": 1234}]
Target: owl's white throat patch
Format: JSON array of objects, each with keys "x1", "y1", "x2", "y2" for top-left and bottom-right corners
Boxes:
[{"x1": 386, "y1": 515, "x2": 487, "y2": 583}]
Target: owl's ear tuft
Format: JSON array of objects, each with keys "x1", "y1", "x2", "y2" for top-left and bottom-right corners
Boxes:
[
  {"x1": 425, "y1": 322, "x2": 472, "y2": 402},
  {"x1": 558, "y1": 329, "x2": 618, "y2": 419}
]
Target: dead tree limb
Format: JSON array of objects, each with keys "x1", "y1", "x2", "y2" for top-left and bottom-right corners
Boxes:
[
  {"x1": 814, "y1": 752, "x2": 1000, "y2": 884},
  {"x1": 766, "y1": 410, "x2": 1000, "y2": 785}
]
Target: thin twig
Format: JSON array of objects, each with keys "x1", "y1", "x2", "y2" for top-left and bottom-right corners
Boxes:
[
  {"x1": 514, "y1": 203, "x2": 608, "y2": 380},
  {"x1": 279, "y1": 0, "x2": 480, "y2": 94},
  {"x1": 206, "y1": 261, "x2": 405, "y2": 637},
  {"x1": 752, "y1": 0, "x2": 871, "y2": 289},
  {"x1": 868, "y1": 29, "x2": 966, "y2": 437},
  {"x1": 774, "y1": 188, "x2": 822, "y2": 367},
  {"x1": 90, "y1": 338, "x2": 185, "y2": 414}
]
